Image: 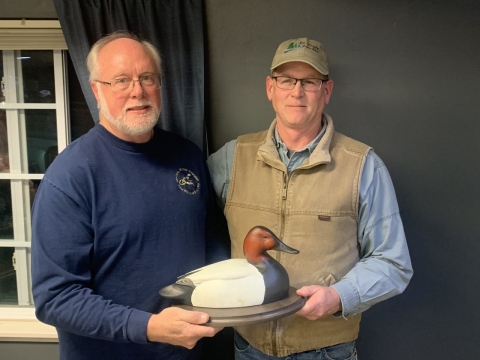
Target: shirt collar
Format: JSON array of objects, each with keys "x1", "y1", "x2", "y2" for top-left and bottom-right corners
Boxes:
[{"x1": 273, "y1": 116, "x2": 328, "y2": 156}]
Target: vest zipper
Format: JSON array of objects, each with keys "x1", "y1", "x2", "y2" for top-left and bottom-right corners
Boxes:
[
  {"x1": 280, "y1": 172, "x2": 289, "y2": 239},
  {"x1": 272, "y1": 171, "x2": 290, "y2": 356}
]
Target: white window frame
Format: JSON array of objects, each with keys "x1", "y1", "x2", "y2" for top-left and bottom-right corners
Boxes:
[{"x1": 0, "y1": 20, "x2": 68, "y2": 342}]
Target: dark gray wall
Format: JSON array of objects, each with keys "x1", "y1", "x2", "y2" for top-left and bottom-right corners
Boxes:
[{"x1": 205, "y1": 0, "x2": 479, "y2": 359}]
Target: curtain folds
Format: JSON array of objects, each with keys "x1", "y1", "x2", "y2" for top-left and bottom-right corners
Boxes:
[{"x1": 53, "y1": 0, "x2": 206, "y2": 152}]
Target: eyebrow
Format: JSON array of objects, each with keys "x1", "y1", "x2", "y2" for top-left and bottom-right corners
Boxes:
[{"x1": 110, "y1": 71, "x2": 156, "y2": 79}]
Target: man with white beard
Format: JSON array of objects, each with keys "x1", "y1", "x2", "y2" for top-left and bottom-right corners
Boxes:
[{"x1": 31, "y1": 32, "x2": 226, "y2": 360}]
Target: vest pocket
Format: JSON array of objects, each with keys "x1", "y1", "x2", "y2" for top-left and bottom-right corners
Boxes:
[{"x1": 322, "y1": 340, "x2": 357, "y2": 360}]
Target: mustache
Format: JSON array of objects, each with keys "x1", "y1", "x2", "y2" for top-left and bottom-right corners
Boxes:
[{"x1": 123, "y1": 100, "x2": 158, "y2": 112}]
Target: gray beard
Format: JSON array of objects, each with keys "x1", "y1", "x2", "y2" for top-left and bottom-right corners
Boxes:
[{"x1": 98, "y1": 88, "x2": 160, "y2": 136}]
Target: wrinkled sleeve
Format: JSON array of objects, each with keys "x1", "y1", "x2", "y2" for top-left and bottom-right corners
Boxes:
[
  {"x1": 31, "y1": 178, "x2": 151, "y2": 343},
  {"x1": 207, "y1": 140, "x2": 236, "y2": 207},
  {"x1": 204, "y1": 158, "x2": 231, "y2": 264},
  {"x1": 331, "y1": 150, "x2": 413, "y2": 317}
]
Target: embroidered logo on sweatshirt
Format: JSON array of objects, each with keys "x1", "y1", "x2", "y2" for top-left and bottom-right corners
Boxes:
[{"x1": 176, "y1": 168, "x2": 200, "y2": 195}]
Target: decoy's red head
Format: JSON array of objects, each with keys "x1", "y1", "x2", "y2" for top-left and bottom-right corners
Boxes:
[{"x1": 243, "y1": 226, "x2": 299, "y2": 263}]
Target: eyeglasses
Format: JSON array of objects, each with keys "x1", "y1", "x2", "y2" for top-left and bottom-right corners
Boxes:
[
  {"x1": 271, "y1": 76, "x2": 328, "y2": 92},
  {"x1": 95, "y1": 74, "x2": 162, "y2": 94}
]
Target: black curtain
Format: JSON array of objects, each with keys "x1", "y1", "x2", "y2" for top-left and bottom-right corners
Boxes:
[{"x1": 53, "y1": 0, "x2": 207, "y2": 153}]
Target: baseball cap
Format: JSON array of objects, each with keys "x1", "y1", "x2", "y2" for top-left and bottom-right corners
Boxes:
[{"x1": 270, "y1": 38, "x2": 329, "y2": 75}]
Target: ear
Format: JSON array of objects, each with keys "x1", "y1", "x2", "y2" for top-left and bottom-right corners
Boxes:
[
  {"x1": 323, "y1": 80, "x2": 334, "y2": 105},
  {"x1": 266, "y1": 76, "x2": 274, "y2": 101},
  {"x1": 90, "y1": 81, "x2": 100, "y2": 102}
]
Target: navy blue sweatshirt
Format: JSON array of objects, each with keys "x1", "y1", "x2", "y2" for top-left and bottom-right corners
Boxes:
[{"x1": 31, "y1": 125, "x2": 227, "y2": 360}]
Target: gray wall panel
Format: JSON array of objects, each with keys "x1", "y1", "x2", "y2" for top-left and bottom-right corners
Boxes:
[{"x1": 205, "y1": 0, "x2": 479, "y2": 359}]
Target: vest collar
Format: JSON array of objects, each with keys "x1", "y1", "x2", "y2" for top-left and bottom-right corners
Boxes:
[
  {"x1": 257, "y1": 114, "x2": 335, "y2": 170},
  {"x1": 256, "y1": 120, "x2": 285, "y2": 171}
]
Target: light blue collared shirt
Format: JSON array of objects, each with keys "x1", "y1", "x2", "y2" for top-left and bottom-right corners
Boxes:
[
  {"x1": 207, "y1": 119, "x2": 412, "y2": 317},
  {"x1": 273, "y1": 119, "x2": 327, "y2": 174}
]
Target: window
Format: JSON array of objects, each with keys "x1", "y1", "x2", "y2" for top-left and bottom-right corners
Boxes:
[
  {"x1": 0, "y1": 48, "x2": 67, "y2": 339},
  {"x1": 0, "y1": 20, "x2": 92, "y2": 341}
]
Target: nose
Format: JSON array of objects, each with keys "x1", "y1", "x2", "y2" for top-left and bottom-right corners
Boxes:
[
  {"x1": 129, "y1": 79, "x2": 146, "y2": 98},
  {"x1": 290, "y1": 80, "x2": 305, "y2": 98}
]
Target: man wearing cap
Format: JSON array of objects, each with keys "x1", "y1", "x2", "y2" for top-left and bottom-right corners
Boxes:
[{"x1": 207, "y1": 38, "x2": 413, "y2": 359}]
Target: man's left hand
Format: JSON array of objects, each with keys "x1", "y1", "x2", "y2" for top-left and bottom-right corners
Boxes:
[{"x1": 295, "y1": 285, "x2": 342, "y2": 320}]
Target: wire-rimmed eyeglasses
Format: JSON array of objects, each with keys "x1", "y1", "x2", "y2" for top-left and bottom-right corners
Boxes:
[
  {"x1": 94, "y1": 74, "x2": 162, "y2": 94},
  {"x1": 271, "y1": 76, "x2": 328, "y2": 92}
]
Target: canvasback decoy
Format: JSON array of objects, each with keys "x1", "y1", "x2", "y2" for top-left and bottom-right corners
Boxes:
[{"x1": 159, "y1": 226, "x2": 299, "y2": 308}]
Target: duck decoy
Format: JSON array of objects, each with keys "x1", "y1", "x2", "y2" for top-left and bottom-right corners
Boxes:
[{"x1": 159, "y1": 226, "x2": 299, "y2": 308}]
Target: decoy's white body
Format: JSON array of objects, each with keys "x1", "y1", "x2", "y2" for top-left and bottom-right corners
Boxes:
[
  {"x1": 159, "y1": 226, "x2": 299, "y2": 308},
  {"x1": 185, "y1": 259, "x2": 265, "y2": 307}
]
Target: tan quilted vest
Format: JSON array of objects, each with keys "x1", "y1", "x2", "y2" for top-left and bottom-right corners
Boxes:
[{"x1": 225, "y1": 116, "x2": 371, "y2": 356}]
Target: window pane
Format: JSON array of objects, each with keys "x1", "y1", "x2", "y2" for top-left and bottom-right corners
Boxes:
[
  {"x1": 0, "y1": 110, "x2": 8, "y2": 173},
  {"x1": 25, "y1": 109, "x2": 58, "y2": 174},
  {"x1": 1, "y1": 55, "x2": 7, "y2": 173},
  {"x1": 0, "y1": 50, "x2": 3, "y2": 90},
  {"x1": 20, "y1": 50, "x2": 55, "y2": 104},
  {"x1": 0, "y1": 247, "x2": 18, "y2": 305},
  {"x1": 0, "y1": 180, "x2": 13, "y2": 239}
]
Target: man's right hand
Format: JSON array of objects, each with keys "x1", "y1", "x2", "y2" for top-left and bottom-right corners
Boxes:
[{"x1": 146, "y1": 307, "x2": 223, "y2": 349}]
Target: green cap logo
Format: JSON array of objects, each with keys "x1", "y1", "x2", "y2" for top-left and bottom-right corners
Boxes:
[{"x1": 284, "y1": 42, "x2": 300, "y2": 53}]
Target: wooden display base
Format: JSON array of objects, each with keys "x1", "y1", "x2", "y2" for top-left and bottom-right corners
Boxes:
[{"x1": 175, "y1": 287, "x2": 306, "y2": 327}]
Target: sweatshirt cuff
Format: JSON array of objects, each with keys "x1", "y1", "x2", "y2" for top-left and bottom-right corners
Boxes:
[
  {"x1": 126, "y1": 309, "x2": 153, "y2": 344},
  {"x1": 331, "y1": 279, "x2": 360, "y2": 318}
]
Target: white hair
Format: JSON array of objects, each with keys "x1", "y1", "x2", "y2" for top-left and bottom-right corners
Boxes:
[{"x1": 86, "y1": 31, "x2": 161, "y2": 81}]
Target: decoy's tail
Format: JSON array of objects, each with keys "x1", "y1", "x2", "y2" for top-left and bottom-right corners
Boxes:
[{"x1": 158, "y1": 279, "x2": 195, "y2": 305}]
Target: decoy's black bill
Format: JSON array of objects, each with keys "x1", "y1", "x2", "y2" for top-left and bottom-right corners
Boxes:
[{"x1": 272, "y1": 239, "x2": 299, "y2": 254}]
